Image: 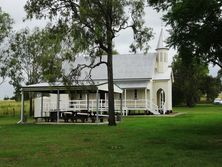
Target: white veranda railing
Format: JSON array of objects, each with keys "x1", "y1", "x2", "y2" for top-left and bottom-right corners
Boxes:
[{"x1": 42, "y1": 99, "x2": 161, "y2": 116}]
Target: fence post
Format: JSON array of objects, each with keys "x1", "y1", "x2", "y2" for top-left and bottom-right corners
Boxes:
[
  {"x1": 57, "y1": 90, "x2": 60, "y2": 123},
  {"x1": 96, "y1": 89, "x2": 99, "y2": 122}
]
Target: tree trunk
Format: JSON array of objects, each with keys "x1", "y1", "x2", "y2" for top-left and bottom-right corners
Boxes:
[
  {"x1": 186, "y1": 96, "x2": 195, "y2": 108},
  {"x1": 29, "y1": 92, "x2": 33, "y2": 117},
  {"x1": 107, "y1": 53, "x2": 116, "y2": 126},
  {"x1": 106, "y1": 0, "x2": 116, "y2": 126}
]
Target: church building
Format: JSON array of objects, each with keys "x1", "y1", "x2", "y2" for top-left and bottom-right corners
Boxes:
[{"x1": 19, "y1": 28, "x2": 173, "y2": 122}]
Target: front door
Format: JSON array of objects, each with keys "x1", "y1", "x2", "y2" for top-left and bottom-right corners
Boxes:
[{"x1": 157, "y1": 89, "x2": 165, "y2": 109}]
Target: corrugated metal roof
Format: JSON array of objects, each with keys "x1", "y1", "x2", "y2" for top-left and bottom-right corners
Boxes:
[
  {"x1": 115, "y1": 81, "x2": 149, "y2": 89},
  {"x1": 21, "y1": 82, "x2": 123, "y2": 93},
  {"x1": 64, "y1": 53, "x2": 156, "y2": 81}
]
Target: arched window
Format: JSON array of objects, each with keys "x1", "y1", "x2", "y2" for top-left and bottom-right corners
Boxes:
[{"x1": 157, "y1": 89, "x2": 165, "y2": 108}]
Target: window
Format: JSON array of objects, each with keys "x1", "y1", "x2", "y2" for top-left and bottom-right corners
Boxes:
[
  {"x1": 79, "y1": 93, "x2": 82, "y2": 100},
  {"x1": 164, "y1": 54, "x2": 167, "y2": 62},
  {"x1": 160, "y1": 53, "x2": 163, "y2": 62},
  {"x1": 134, "y1": 89, "x2": 138, "y2": 100}
]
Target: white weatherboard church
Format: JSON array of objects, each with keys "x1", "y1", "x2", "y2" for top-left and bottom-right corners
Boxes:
[
  {"x1": 19, "y1": 28, "x2": 173, "y2": 122},
  {"x1": 86, "y1": 28, "x2": 173, "y2": 115}
]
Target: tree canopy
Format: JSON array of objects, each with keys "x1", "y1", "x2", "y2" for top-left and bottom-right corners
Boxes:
[
  {"x1": 172, "y1": 51, "x2": 221, "y2": 107},
  {"x1": 201, "y1": 75, "x2": 221, "y2": 102},
  {"x1": 0, "y1": 8, "x2": 13, "y2": 84},
  {"x1": 4, "y1": 28, "x2": 43, "y2": 101},
  {"x1": 148, "y1": 0, "x2": 222, "y2": 68},
  {"x1": 4, "y1": 27, "x2": 63, "y2": 100},
  {"x1": 25, "y1": 0, "x2": 153, "y2": 125},
  {"x1": 172, "y1": 52, "x2": 208, "y2": 107}
]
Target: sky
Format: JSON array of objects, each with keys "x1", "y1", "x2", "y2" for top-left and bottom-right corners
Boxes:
[{"x1": 0, "y1": 0, "x2": 219, "y2": 99}]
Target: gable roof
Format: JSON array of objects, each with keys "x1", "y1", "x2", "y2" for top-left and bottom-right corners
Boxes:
[{"x1": 64, "y1": 53, "x2": 157, "y2": 81}]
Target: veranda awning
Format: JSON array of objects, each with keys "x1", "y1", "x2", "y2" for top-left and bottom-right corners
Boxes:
[
  {"x1": 18, "y1": 81, "x2": 123, "y2": 124},
  {"x1": 21, "y1": 82, "x2": 123, "y2": 94}
]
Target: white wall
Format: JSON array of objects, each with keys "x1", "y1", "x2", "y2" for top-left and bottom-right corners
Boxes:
[
  {"x1": 152, "y1": 80, "x2": 172, "y2": 111},
  {"x1": 34, "y1": 96, "x2": 50, "y2": 117},
  {"x1": 123, "y1": 89, "x2": 147, "y2": 100},
  {"x1": 156, "y1": 49, "x2": 169, "y2": 73},
  {"x1": 49, "y1": 94, "x2": 70, "y2": 111}
]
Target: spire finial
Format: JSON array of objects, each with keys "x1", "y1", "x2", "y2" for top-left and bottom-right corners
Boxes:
[
  {"x1": 161, "y1": 20, "x2": 163, "y2": 28},
  {"x1": 156, "y1": 25, "x2": 168, "y2": 50}
]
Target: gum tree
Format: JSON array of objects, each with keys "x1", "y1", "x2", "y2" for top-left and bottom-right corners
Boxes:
[
  {"x1": 148, "y1": 0, "x2": 222, "y2": 68},
  {"x1": 0, "y1": 8, "x2": 13, "y2": 85},
  {"x1": 25, "y1": 0, "x2": 152, "y2": 125},
  {"x1": 5, "y1": 27, "x2": 63, "y2": 115}
]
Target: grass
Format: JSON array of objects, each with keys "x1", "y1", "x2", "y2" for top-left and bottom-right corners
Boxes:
[
  {"x1": 0, "y1": 100, "x2": 29, "y2": 116},
  {"x1": 0, "y1": 104, "x2": 222, "y2": 166}
]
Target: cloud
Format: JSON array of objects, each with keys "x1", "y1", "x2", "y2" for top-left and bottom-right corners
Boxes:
[{"x1": 0, "y1": 0, "x2": 47, "y2": 31}]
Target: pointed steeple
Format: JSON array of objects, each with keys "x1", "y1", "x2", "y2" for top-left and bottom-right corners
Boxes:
[
  {"x1": 156, "y1": 27, "x2": 169, "y2": 73},
  {"x1": 156, "y1": 28, "x2": 168, "y2": 50}
]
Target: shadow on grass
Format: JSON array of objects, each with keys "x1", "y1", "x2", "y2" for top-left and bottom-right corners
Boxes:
[{"x1": 166, "y1": 121, "x2": 222, "y2": 151}]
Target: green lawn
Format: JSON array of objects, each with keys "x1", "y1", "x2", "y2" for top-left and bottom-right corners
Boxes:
[{"x1": 0, "y1": 104, "x2": 222, "y2": 167}]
